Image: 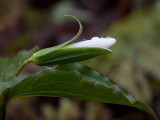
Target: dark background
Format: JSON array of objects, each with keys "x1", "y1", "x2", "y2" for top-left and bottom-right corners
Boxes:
[{"x1": 0, "y1": 0, "x2": 160, "y2": 120}]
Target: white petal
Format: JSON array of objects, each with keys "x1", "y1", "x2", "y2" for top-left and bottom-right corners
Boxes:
[{"x1": 67, "y1": 37, "x2": 116, "y2": 49}]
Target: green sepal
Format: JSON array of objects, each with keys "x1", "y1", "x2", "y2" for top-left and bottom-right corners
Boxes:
[
  {"x1": 29, "y1": 15, "x2": 83, "y2": 66},
  {"x1": 31, "y1": 14, "x2": 82, "y2": 59},
  {"x1": 61, "y1": 14, "x2": 83, "y2": 46},
  {"x1": 31, "y1": 47, "x2": 112, "y2": 66}
]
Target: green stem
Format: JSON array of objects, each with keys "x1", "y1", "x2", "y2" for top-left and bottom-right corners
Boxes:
[
  {"x1": 14, "y1": 58, "x2": 32, "y2": 76},
  {"x1": 0, "y1": 96, "x2": 6, "y2": 120}
]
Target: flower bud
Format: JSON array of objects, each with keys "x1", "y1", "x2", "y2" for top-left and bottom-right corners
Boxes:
[
  {"x1": 30, "y1": 37, "x2": 116, "y2": 66},
  {"x1": 29, "y1": 15, "x2": 116, "y2": 66}
]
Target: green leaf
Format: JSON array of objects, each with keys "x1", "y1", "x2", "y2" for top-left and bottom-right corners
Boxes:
[
  {"x1": 0, "y1": 46, "x2": 39, "y2": 78},
  {"x1": 8, "y1": 63, "x2": 157, "y2": 120},
  {"x1": 0, "y1": 46, "x2": 39, "y2": 95}
]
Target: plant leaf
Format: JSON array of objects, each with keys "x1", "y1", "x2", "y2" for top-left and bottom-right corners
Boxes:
[
  {"x1": 0, "y1": 46, "x2": 39, "y2": 78},
  {"x1": 8, "y1": 63, "x2": 157, "y2": 120},
  {"x1": 0, "y1": 46, "x2": 39, "y2": 95}
]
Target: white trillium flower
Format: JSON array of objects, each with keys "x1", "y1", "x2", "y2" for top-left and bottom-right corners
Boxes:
[{"x1": 67, "y1": 37, "x2": 116, "y2": 49}]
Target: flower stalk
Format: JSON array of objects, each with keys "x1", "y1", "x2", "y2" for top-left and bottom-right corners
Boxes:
[{"x1": 14, "y1": 58, "x2": 32, "y2": 76}]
